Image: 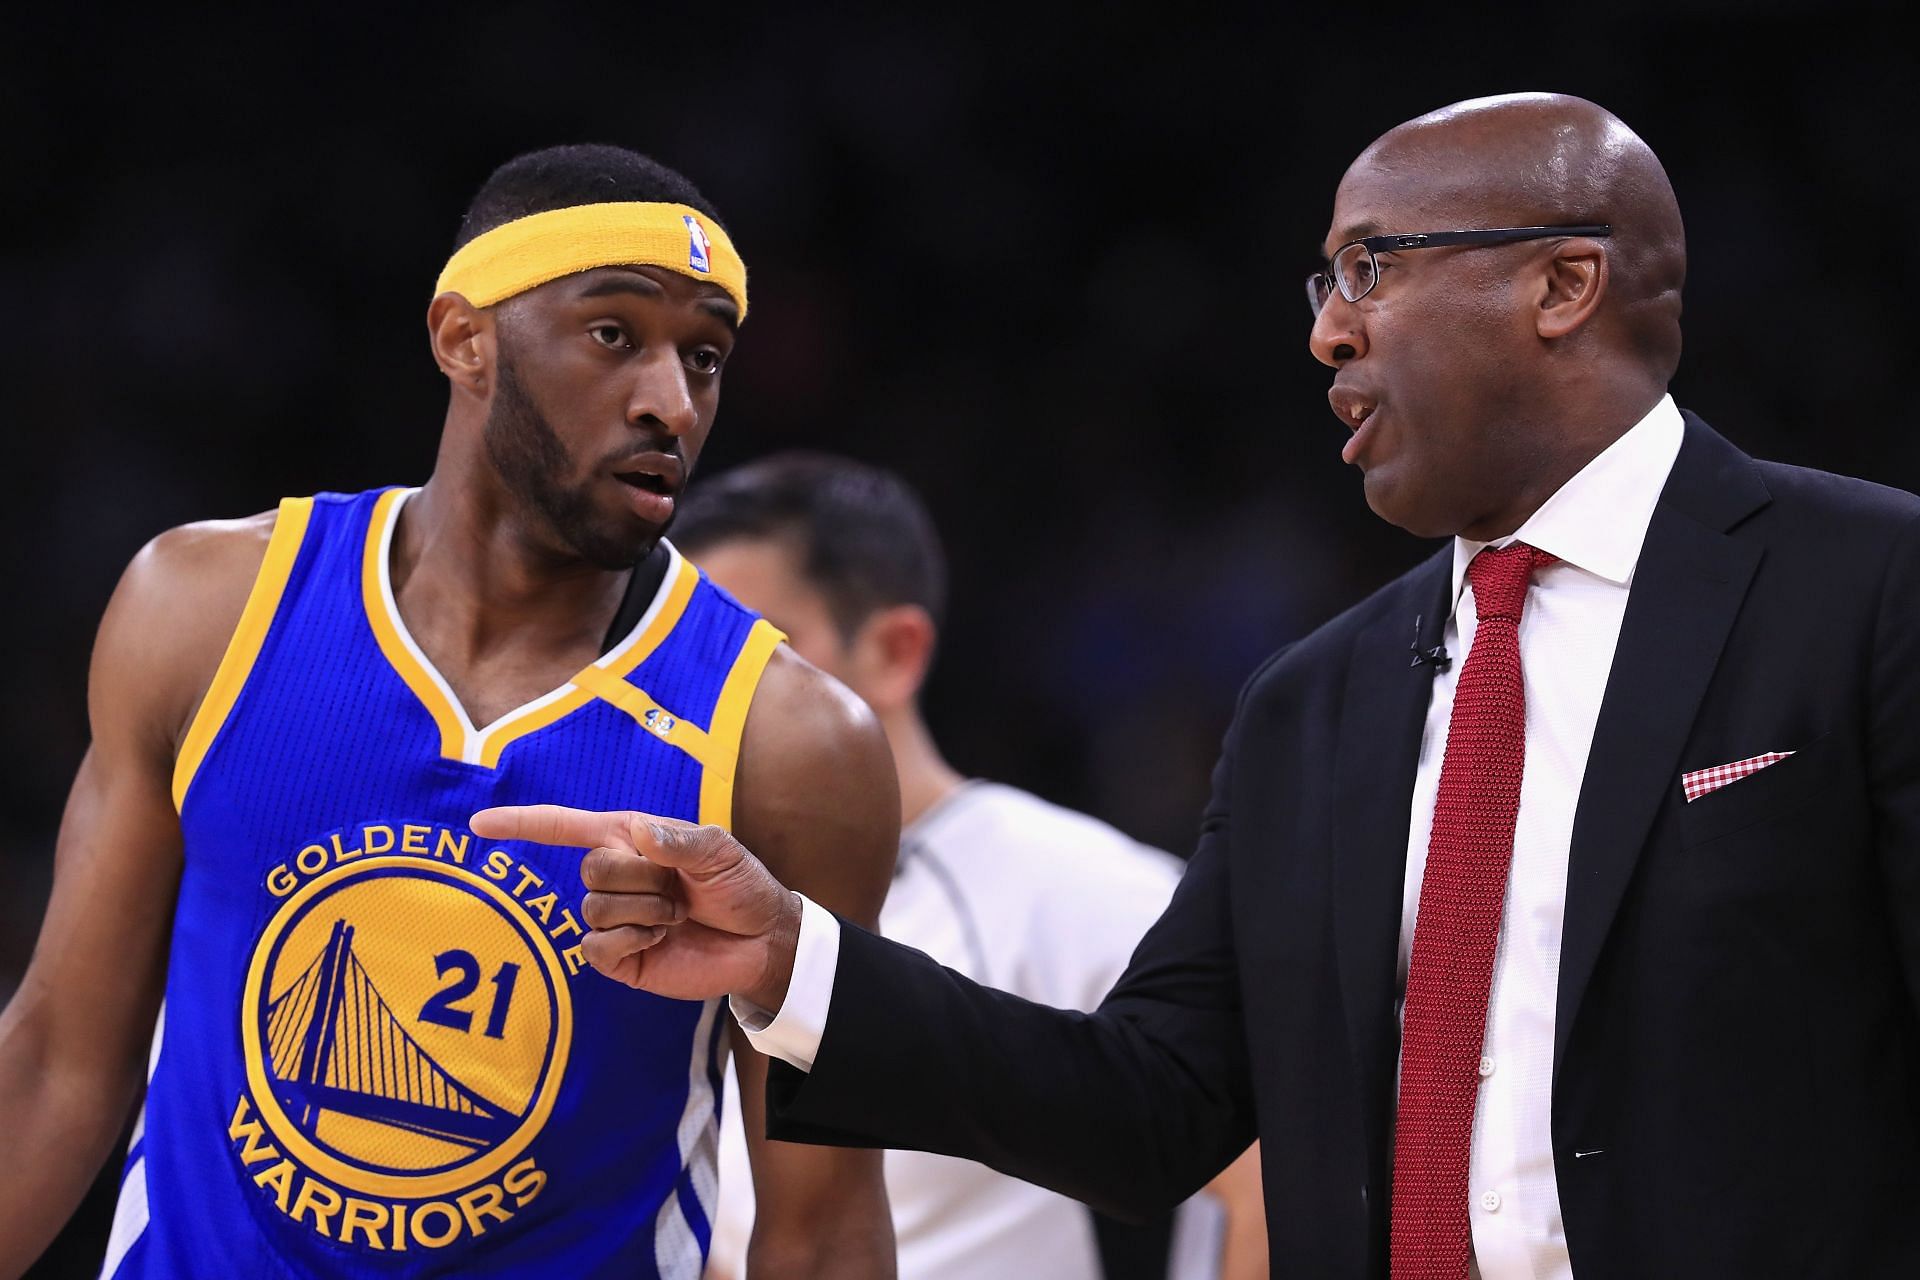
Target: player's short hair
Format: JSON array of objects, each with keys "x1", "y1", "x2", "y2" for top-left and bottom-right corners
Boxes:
[
  {"x1": 673, "y1": 452, "x2": 949, "y2": 641},
  {"x1": 453, "y1": 144, "x2": 723, "y2": 250}
]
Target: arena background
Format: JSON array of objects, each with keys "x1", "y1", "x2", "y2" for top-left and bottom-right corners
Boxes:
[{"x1": 6, "y1": 5, "x2": 1914, "y2": 1275}]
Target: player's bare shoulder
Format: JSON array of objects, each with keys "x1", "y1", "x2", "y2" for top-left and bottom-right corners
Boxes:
[
  {"x1": 731, "y1": 645, "x2": 899, "y2": 922},
  {"x1": 749, "y1": 646, "x2": 885, "y2": 755},
  {"x1": 736, "y1": 645, "x2": 897, "y2": 819},
  {"x1": 95, "y1": 508, "x2": 284, "y2": 752}
]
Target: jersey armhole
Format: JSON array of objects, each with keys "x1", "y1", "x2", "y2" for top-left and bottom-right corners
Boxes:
[
  {"x1": 171, "y1": 496, "x2": 315, "y2": 811},
  {"x1": 696, "y1": 619, "x2": 788, "y2": 830}
]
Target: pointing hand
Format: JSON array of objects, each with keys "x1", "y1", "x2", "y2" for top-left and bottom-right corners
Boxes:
[{"x1": 469, "y1": 805, "x2": 802, "y2": 1010}]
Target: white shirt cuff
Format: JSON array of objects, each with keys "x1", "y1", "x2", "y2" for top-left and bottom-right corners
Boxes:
[{"x1": 728, "y1": 893, "x2": 840, "y2": 1072}]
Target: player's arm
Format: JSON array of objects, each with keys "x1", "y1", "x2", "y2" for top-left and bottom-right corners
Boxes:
[
  {"x1": 0, "y1": 516, "x2": 272, "y2": 1278},
  {"x1": 724, "y1": 649, "x2": 898, "y2": 1279},
  {"x1": 1202, "y1": 1143, "x2": 1268, "y2": 1280}
]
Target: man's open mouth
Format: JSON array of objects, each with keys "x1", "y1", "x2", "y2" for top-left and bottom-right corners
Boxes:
[{"x1": 616, "y1": 471, "x2": 673, "y2": 495}]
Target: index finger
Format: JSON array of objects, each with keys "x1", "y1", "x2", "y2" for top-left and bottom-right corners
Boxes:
[{"x1": 471, "y1": 804, "x2": 649, "y2": 850}]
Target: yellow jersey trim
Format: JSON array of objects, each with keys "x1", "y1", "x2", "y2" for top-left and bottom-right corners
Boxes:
[
  {"x1": 697, "y1": 619, "x2": 787, "y2": 830},
  {"x1": 571, "y1": 667, "x2": 715, "y2": 765},
  {"x1": 362, "y1": 489, "x2": 465, "y2": 760},
  {"x1": 475, "y1": 561, "x2": 697, "y2": 768},
  {"x1": 361, "y1": 487, "x2": 700, "y2": 768},
  {"x1": 173, "y1": 497, "x2": 316, "y2": 811}
]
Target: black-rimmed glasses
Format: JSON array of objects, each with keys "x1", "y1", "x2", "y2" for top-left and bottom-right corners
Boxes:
[{"x1": 1306, "y1": 225, "x2": 1612, "y2": 316}]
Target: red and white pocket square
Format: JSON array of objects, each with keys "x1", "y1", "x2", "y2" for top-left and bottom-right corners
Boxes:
[{"x1": 1682, "y1": 752, "x2": 1795, "y2": 803}]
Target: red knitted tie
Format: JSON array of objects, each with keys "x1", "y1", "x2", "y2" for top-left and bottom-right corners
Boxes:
[{"x1": 1390, "y1": 542, "x2": 1555, "y2": 1279}]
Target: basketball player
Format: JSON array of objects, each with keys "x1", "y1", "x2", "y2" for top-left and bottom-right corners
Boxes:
[
  {"x1": 0, "y1": 146, "x2": 897, "y2": 1279},
  {"x1": 671, "y1": 453, "x2": 1268, "y2": 1280}
]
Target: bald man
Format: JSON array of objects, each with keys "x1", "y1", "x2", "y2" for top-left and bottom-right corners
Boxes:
[{"x1": 475, "y1": 95, "x2": 1920, "y2": 1278}]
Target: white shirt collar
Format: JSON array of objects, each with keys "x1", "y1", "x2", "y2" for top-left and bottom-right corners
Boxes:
[{"x1": 1450, "y1": 394, "x2": 1686, "y2": 609}]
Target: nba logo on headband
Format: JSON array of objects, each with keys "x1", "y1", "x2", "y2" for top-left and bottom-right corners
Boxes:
[{"x1": 684, "y1": 215, "x2": 712, "y2": 274}]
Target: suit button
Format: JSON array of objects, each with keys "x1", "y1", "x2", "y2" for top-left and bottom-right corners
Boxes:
[{"x1": 1479, "y1": 1191, "x2": 1502, "y2": 1213}]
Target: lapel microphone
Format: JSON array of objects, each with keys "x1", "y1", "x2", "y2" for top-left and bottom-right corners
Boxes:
[{"x1": 1409, "y1": 614, "x2": 1452, "y2": 673}]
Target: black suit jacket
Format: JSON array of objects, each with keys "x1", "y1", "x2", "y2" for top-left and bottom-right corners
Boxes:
[{"x1": 767, "y1": 414, "x2": 1920, "y2": 1278}]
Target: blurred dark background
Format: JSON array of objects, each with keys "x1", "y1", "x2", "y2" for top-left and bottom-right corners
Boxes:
[{"x1": 6, "y1": 3, "x2": 1915, "y2": 1274}]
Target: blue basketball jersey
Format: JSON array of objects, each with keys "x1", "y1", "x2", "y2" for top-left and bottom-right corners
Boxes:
[{"x1": 101, "y1": 487, "x2": 785, "y2": 1280}]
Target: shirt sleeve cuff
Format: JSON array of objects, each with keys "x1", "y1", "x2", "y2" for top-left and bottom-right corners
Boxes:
[{"x1": 728, "y1": 893, "x2": 840, "y2": 1072}]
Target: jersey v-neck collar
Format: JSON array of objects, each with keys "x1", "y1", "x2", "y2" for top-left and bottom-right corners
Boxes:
[{"x1": 360, "y1": 486, "x2": 697, "y2": 768}]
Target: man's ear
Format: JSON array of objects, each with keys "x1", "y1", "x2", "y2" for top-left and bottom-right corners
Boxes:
[
  {"x1": 849, "y1": 604, "x2": 938, "y2": 716},
  {"x1": 427, "y1": 293, "x2": 494, "y2": 398},
  {"x1": 1535, "y1": 238, "x2": 1609, "y2": 340}
]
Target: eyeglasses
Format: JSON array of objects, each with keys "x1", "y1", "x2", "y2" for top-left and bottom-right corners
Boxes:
[{"x1": 1306, "y1": 224, "x2": 1612, "y2": 317}]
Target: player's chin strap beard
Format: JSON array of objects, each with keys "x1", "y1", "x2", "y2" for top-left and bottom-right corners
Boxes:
[{"x1": 434, "y1": 201, "x2": 750, "y2": 318}]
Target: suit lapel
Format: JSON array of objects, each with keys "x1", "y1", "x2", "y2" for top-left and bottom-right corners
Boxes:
[
  {"x1": 1553, "y1": 415, "x2": 1770, "y2": 1074},
  {"x1": 1333, "y1": 550, "x2": 1451, "y2": 1162}
]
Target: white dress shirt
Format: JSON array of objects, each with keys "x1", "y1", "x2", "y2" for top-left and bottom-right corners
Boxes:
[
  {"x1": 1403, "y1": 396, "x2": 1684, "y2": 1279},
  {"x1": 739, "y1": 396, "x2": 1688, "y2": 1280}
]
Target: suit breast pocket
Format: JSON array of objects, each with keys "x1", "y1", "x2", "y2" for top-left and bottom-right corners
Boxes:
[{"x1": 1677, "y1": 732, "x2": 1845, "y2": 849}]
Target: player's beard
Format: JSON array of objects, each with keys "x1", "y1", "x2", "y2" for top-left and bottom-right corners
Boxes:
[{"x1": 484, "y1": 353, "x2": 653, "y2": 570}]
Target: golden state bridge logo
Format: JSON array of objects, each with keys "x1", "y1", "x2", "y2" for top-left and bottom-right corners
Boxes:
[{"x1": 229, "y1": 826, "x2": 588, "y2": 1252}]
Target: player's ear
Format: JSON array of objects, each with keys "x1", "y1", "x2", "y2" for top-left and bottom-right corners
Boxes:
[
  {"x1": 851, "y1": 604, "x2": 937, "y2": 714},
  {"x1": 428, "y1": 293, "x2": 494, "y2": 397}
]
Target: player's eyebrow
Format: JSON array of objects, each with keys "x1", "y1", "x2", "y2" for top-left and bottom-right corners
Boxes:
[
  {"x1": 697, "y1": 299, "x2": 740, "y2": 332},
  {"x1": 577, "y1": 271, "x2": 739, "y2": 331},
  {"x1": 578, "y1": 272, "x2": 665, "y2": 300}
]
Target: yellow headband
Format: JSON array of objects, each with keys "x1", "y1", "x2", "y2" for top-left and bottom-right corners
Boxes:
[{"x1": 434, "y1": 201, "x2": 748, "y2": 319}]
